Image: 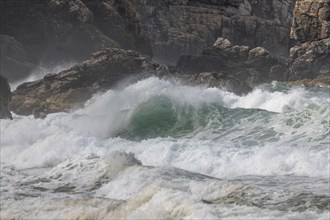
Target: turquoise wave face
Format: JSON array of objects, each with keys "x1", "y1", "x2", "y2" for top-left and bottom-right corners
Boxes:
[{"x1": 117, "y1": 95, "x2": 274, "y2": 140}]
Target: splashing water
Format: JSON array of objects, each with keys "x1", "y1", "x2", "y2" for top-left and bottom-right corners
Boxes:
[{"x1": 1, "y1": 77, "x2": 329, "y2": 219}]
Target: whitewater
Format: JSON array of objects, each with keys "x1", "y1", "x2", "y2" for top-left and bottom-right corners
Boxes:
[{"x1": 1, "y1": 77, "x2": 329, "y2": 219}]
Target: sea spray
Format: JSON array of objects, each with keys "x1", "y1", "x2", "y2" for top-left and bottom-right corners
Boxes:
[{"x1": 1, "y1": 78, "x2": 329, "y2": 219}]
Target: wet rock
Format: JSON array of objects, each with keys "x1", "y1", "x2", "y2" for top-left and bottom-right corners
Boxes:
[
  {"x1": 0, "y1": 75, "x2": 13, "y2": 120},
  {"x1": 176, "y1": 71, "x2": 252, "y2": 95},
  {"x1": 9, "y1": 48, "x2": 168, "y2": 117}
]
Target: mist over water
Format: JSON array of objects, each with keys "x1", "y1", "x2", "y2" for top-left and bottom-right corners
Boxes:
[
  {"x1": 1, "y1": 77, "x2": 329, "y2": 219},
  {"x1": 10, "y1": 62, "x2": 77, "y2": 90}
]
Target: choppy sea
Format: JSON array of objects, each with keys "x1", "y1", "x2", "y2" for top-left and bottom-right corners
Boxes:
[{"x1": 1, "y1": 77, "x2": 329, "y2": 219}]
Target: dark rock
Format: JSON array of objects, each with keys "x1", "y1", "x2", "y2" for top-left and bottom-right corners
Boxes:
[
  {"x1": 176, "y1": 37, "x2": 287, "y2": 87},
  {"x1": 9, "y1": 48, "x2": 168, "y2": 117},
  {"x1": 0, "y1": 0, "x2": 152, "y2": 81},
  {"x1": 176, "y1": 71, "x2": 252, "y2": 95},
  {"x1": 0, "y1": 75, "x2": 13, "y2": 120},
  {"x1": 288, "y1": 38, "x2": 330, "y2": 80},
  {"x1": 0, "y1": 35, "x2": 37, "y2": 82},
  {"x1": 132, "y1": 0, "x2": 295, "y2": 64}
]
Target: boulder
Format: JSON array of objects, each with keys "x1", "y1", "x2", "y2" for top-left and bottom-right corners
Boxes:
[
  {"x1": 9, "y1": 48, "x2": 168, "y2": 117},
  {"x1": 0, "y1": 75, "x2": 13, "y2": 120}
]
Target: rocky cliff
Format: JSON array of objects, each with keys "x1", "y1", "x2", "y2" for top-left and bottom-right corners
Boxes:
[
  {"x1": 288, "y1": 0, "x2": 330, "y2": 81},
  {"x1": 132, "y1": 0, "x2": 296, "y2": 64},
  {"x1": 176, "y1": 37, "x2": 286, "y2": 87},
  {"x1": 0, "y1": 0, "x2": 151, "y2": 82}
]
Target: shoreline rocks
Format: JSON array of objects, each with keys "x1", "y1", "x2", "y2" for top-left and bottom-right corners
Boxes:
[
  {"x1": 133, "y1": 0, "x2": 295, "y2": 64},
  {"x1": 9, "y1": 48, "x2": 168, "y2": 117},
  {"x1": 0, "y1": 75, "x2": 13, "y2": 120},
  {"x1": 176, "y1": 37, "x2": 287, "y2": 87},
  {"x1": 287, "y1": 0, "x2": 330, "y2": 82}
]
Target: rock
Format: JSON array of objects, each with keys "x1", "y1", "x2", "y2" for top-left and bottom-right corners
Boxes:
[
  {"x1": 0, "y1": 0, "x2": 152, "y2": 81},
  {"x1": 286, "y1": 75, "x2": 330, "y2": 87},
  {"x1": 288, "y1": 38, "x2": 330, "y2": 80},
  {"x1": 176, "y1": 38, "x2": 286, "y2": 87},
  {"x1": 82, "y1": 0, "x2": 152, "y2": 56},
  {"x1": 49, "y1": 0, "x2": 94, "y2": 23},
  {"x1": 0, "y1": 35, "x2": 36, "y2": 82},
  {"x1": 288, "y1": 0, "x2": 330, "y2": 83},
  {"x1": 0, "y1": 75, "x2": 13, "y2": 120},
  {"x1": 132, "y1": 0, "x2": 295, "y2": 64},
  {"x1": 9, "y1": 48, "x2": 168, "y2": 117},
  {"x1": 291, "y1": 0, "x2": 330, "y2": 43},
  {"x1": 176, "y1": 71, "x2": 252, "y2": 95}
]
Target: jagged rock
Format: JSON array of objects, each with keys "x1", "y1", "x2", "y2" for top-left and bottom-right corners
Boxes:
[
  {"x1": 176, "y1": 38, "x2": 286, "y2": 87},
  {"x1": 0, "y1": 75, "x2": 13, "y2": 120},
  {"x1": 288, "y1": 38, "x2": 330, "y2": 80},
  {"x1": 9, "y1": 48, "x2": 167, "y2": 117},
  {"x1": 132, "y1": 0, "x2": 295, "y2": 64},
  {"x1": 291, "y1": 0, "x2": 330, "y2": 43}
]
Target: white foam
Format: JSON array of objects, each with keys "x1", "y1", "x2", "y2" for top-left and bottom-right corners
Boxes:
[{"x1": 1, "y1": 78, "x2": 329, "y2": 178}]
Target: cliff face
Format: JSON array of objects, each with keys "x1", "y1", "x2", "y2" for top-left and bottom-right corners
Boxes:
[
  {"x1": 0, "y1": 0, "x2": 152, "y2": 82},
  {"x1": 291, "y1": 0, "x2": 330, "y2": 42},
  {"x1": 132, "y1": 0, "x2": 296, "y2": 64},
  {"x1": 288, "y1": 0, "x2": 330, "y2": 81}
]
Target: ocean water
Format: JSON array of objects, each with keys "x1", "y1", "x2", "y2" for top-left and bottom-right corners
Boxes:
[{"x1": 1, "y1": 77, "x2": 329, "y2": 219}]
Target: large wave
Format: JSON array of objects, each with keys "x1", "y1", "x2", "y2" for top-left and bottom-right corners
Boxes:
[{"x1": 1, "y1": 78, "x2": 329, "y2": 178}]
